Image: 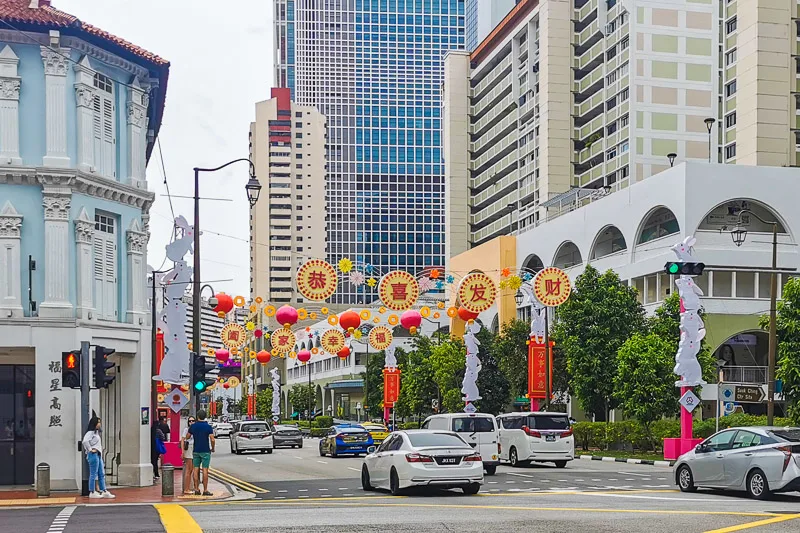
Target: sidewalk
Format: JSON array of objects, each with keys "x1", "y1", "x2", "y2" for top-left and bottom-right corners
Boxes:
[{"x1": 0, "y1": 474, "x2": 231, "y2": 507}]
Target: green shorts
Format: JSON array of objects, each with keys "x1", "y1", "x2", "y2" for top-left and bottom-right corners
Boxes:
[{"x1": 192, "y1": 452, "x2": 211, "y2": 469}]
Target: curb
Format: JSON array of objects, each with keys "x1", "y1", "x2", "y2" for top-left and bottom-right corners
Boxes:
[{"x1": 579, "y1": 454, "x2": 674, "y2": 467}]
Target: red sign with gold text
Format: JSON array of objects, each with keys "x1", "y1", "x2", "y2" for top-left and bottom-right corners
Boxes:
[
  {"x1": 528, "y1": 340, "x2": 554, "y2": 400},
  {"x1": 156, "y1": 331, "x2": 168, "y2": 394},
  {"x1": 383, "y1": 368, "x2": 401, "y2": 407}
]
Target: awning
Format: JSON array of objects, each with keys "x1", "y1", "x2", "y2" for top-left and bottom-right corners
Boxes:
[
  {"x1": 326, "y1": 380, "x2": 364, "y2": 390},
  {"x1": 541, "y1": 187, "x2": 595, "y2": 208}
]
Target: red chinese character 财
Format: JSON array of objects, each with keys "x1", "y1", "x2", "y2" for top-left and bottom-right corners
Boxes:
[
  {"x1": 545, "y1": 278, "x2": 561, "y2": 297},
  {"x1": 308, "y1": 271, "x2": 326, "y2": 290},
  {"x1": 391, "y1": 283, "x2": 407, "y2": 301}
]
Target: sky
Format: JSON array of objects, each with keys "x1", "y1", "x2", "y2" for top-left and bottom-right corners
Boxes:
[{"x1": 61, "y1": 0, "x2": 274, "y2": 297}]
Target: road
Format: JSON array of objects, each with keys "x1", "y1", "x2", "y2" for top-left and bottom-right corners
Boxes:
[{"x1": 2, "y1": 436, "x2": 800, "y2": 532}]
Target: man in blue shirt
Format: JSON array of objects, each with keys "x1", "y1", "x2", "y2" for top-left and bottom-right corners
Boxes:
[{"x1": 188, "y1": 409, "x2": 215, "y2": 496}]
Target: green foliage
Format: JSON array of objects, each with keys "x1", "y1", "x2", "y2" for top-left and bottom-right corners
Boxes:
[
  {"x1": 310, "y1": 428, "x2": 328, "y2": 438},
  {"x1": 553, "y1": 265, "x2": 646, "y2": 420},
  {"x1": 475, "y1": 327, "x2": 510, "y2": 414},
  {"x1": 615, "y1": 333, "x2": 679, "y2": 449},
  {"x1": 361, "y1": 347, "x2": 392, "y2": 419},
  {"x1": 759, "y1": 277, "x2": 800, "y2": 423},
  {"x1": 254, "y1": 388, "x2": 275, "y2": 420},
  {"x1": 493, "y1": 319, "x2": 531, "y2": 400},
  {"x1": 395, "y1": 339, "x2": 437, "y2": 418},
  {"x1": 429, "y1": 340, "x2": 467, "y2": 412},
  {"x1": 288, "y1": 384, "x2": 315, "y2": 415},
  {"x1": 314, "y1": 416, "x2": 333, "y2": 429}
]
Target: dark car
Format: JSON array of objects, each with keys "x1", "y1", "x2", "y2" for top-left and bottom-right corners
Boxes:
[
  {"x1": 273, "y1": 424, "x2": 304, "y2": 448},
  {"x1": 319, "y1": 425, "x2": 374, "y2": 457}
]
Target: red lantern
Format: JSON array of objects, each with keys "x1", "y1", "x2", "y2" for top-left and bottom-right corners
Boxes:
[
  {"x1": 297, "y1": 349, "x2": 311, "y2": 363},
  {"x1": 256, "y1": 350, "x2": 271, "y2": 364},
  {"x1": 339, "y1": 310, "x2": 361, "y2": 332},
  {"x1": 337, "y1": 346, "x2": 351, "y2": 359},
  {"x1": 457, "y1": 307, "x2": 479, "y2": 322},
  {"x1": 276, "y1": 305, "x2": 299, "y2": 328},
  {"x1": 214, "y1": 293, "x2": 234, "y2": 314},
  {"x1": 400, "y1": 309, "x2": 422, "y2": 334},
  {"x1": 223, "y1": 383, "x2": 230, "y2": 389},
  {"x1": 215, "y1": 348, "x2": 230, "y2": 362},
  {"x1": 254, "y1": 329, "x2": 263, "y2": 339}
]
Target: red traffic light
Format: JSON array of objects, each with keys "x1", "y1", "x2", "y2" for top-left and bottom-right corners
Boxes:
[{"x1": 66, "y1": 353, "x2": 77, "y2": 369}]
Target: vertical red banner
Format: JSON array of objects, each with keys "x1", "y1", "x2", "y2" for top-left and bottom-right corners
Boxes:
[
  {"x1": 156, "y1": 331, "x2": 168, "y2": 395},
  {"x1": 383, "y1": 368, "x2": 401, "y2": 407},
  {"x1": 528, "y1": 340, "x2": 554, "y2": 400}
]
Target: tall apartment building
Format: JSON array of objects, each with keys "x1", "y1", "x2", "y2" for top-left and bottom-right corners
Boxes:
[
  {"x1": 274, "y1": 0, "x2": 467, "y2": 303},
  {"x1": 465, "y1": 0, "x2": 519, "y2": 51},
  {"x1": 249, "y1": 88, "x2": 327, "y2": 304},
  {"x1": 443, "y1": 0, "x2": 799, "y2": 256}
]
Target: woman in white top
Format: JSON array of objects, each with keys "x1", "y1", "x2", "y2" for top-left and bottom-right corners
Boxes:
[
  {"x1": 82, "y1": 413, "x2": 115, "y2": 499},
  {"x1": 180, "y1": 416, "x2": 197, "y2": 495}
]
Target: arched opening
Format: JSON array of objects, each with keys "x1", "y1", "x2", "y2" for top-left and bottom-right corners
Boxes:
[
  {"x1": 315, "y1": 385, "x2": 323, "y2": 417},
  {"x1": 553, "y1": 241, "x2": 582, "y2": 269},
  {"x1": 697, "y1": 199, "x2": 787, "y2": 234},
  {"x1": 590, "y1": 225, "x2": 627, "y2": 260},
  {"x1": 490, "y1": 314, "x2": 500, "y2": 335},
  {"x1": 637, "y1": 206, "x2": 679, "y2": 245},
  {"x1": 521, "y1": 254, "x2": 545, "y2": 273}
]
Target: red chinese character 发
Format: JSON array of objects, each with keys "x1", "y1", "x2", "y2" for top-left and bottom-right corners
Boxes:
[
  {"x1": 391, "y1": 283, "x2": 407, "y2": 301},
  {"x1": 376, "y1": 332, "x2": 386, "y2": 343},
  {"x1": 545, "y1": 278, "x2": 562, "y2": 297},
  {"x1": 278, "y1": 335, "x2": 288, "y2": 346},
  {"x1": 469, "y1": 283, "x2": 487, "y2": 302},
  {"x1": 308, "y1": 271, "x2": 326, "y2": 290},
  {"x1": 228, "y1": 330, "x2": 239, "y2": 341}
]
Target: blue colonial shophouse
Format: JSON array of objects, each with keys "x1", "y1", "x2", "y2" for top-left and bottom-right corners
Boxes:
[{"x1": 0, "y1": 0, "x2": 168, "y2": 489}]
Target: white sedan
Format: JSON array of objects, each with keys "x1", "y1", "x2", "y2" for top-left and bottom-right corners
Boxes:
[{"x1": 361, "y1": 430, "x2": 484, "y2": 495}]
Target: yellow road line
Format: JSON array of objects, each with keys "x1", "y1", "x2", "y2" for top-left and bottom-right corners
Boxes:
[
  {"x1": 154, "y1": 503, "x2": 202, "y2": 533},
  {"x1": 208, "y1": 468, "x2": 266, "y2": 494},
  {"x1": 0, "y1": 497, "x2": 76, "y2": 506},
  {"x1": 704, "y1": 513, "x2": 800, "y2": 533}
]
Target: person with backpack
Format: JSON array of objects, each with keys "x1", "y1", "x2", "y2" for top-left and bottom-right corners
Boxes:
[{"x1": 187, "y1": 409, "x2": 215, "y2": 496}]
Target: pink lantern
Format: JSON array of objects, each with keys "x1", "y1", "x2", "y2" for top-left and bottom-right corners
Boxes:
[
  {"x1": 400, "y1": 309, "x2": 422, "y2": 334},
  {"x1": 297, "y1": 349, "x2": 312, "y2": 363},
  {"x1": 276, "y1": 305, "x2": 299, "y2": 328},
  {"x1": 215, "y1": 348, "x2": 230, "y2": 362}
]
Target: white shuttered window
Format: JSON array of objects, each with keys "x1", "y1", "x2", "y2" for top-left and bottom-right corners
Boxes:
[
  {"x1": 93, "y1": 213, "x2": 118, "y2": 320},
  {"x1": 93, "y1": 73, "x2": 115, "y2": 178}
]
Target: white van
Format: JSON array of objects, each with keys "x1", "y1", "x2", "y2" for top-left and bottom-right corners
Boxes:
[
  {"x1": 421, "y1": 413, "x2": 500, "y2": 475},
  {"x1": 497, "y1": 412, "x2": 574, "y2": 468}
]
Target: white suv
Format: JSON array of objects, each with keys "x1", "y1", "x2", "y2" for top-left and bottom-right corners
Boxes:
[
  {"x1": 497, "y1": 412, "x2": 574, "y2": 468},
  {"x1": 421, "y1": 413, "x2": 500, "y2": 475}
]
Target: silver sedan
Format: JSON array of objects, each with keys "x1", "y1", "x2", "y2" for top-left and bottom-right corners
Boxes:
[{"x1": 674, "y1": 426, "x2": 800, "y2": 499}]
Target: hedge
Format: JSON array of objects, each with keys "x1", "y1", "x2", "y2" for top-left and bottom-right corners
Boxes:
[
  {"x1": 313, "y1": 416, "x2": 334, "y2": 429},
  {"x1": 310, "y1": 428, "x2": 328, "y2": 438},
  {"x1": 572, "y1": 414, "x2": 792, "y2": 452}
]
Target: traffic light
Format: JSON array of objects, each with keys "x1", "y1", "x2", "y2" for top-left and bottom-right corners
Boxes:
[
  {"x1": 192, "y1": 353, "x2": 217, "y2": 393},
  {"x1": 62, "y1": 350, "x2": 81, "y2": 389},
  {"x1": 664, "y1": 262, "x2": 705, "y2": 276},
  {"x1": 93, "y1": 346, "x2": 116, "y2": 389}
]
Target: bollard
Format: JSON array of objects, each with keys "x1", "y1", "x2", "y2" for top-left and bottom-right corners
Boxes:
[
  {"x1": 161, "y1": 465, "x2": 174, "y2": 496},
  {"x1": 36, "y1": 463, "x2": 50, "y2": 498}
]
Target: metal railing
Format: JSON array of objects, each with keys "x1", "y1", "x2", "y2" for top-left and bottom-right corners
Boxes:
[{"x1": 721, "y1": 366, "x2": 768, "y2": 384}]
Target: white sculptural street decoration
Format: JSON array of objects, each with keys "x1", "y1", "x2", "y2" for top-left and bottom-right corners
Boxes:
[
  {"x1": 270, "y1": 367, "x2": 281, "y2": 419},
  {"x1": 384, "y1": 345, "x2": 398, "y2": 370},
  {"x1": 462, "y1": 321, "x2": 482, "y2": 409},
  {"x1": 520, "y1": 285, "x2": 546, "y2": 342},
  {"x1": 154, "y1": 216, "x2": 196, "y2": 385},
  {"x1": 672, "y1": 236, "x2": 707, "y2": 387}
]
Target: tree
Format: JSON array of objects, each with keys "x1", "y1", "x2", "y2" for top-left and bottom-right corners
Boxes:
[
  {"x1": 395, "y1": 339, "x2": 437, "y2": 419},
  {"x1": 288, "y1": 384, "x2": 314, "y2": 417},
  {"x1": 552, "y1": 265, "x2": 646, "y2": 420},
  {"x1": 361, "y1": 348, "x2": 390, "y2": 419},
  {"x1": 759, "y1": 277, "x2": 800, "y2": 423},
  {"x1": 255, "y1": 388, "x2": 275, "y2": 420},
  {"x1": 614, "y1": 332, "x2": 678, "y2": 449},
  {"x1": 493, "y1": 319, "x2": 531, "y2": 400},
  {"x1": 475, "y1": 326, "x2": 510, "y2": 414},
  {"x1": 429, "y1": 340, "x2": 466, "y2": 412}
]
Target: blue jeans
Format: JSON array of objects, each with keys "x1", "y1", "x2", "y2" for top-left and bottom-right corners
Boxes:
[{"x1": 87, "y1": 452, "x2": 106, "y2": 492}]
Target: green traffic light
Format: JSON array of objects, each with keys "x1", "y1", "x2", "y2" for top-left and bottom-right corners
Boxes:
[
  {"x1": 668, "y1": 263, "x2": 680, "y2": 274},
  {"x1": 194, "y1": 381, "x2": 205, "y2": 391}
]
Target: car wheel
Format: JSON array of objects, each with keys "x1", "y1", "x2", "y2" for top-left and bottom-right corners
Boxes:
[
  {"x1": 267, "y1": 448, "x2": 273, "y2": 454},
  {"x1": 554, "y1": 460, "x2": 568, "y2": 469},
  {"x1": 463, "y1": 483, "x2": 480, "y2": 495},
  {"x1": 361, "y1": 465, "x2": 373, "y2": 491},
  {"x1": 260, "y1": 449, "x2": 266, "y2": 454},
  {"x1": 677, "y1": 465, "x2": 697, "y2": 493},
  {"x1": 390, "y1": 469, "x2": 402, "y2": 496},
  {"x1": 319, "y1": 441, "x2": 326, "y2": 457},
  {"x1": 331, "y1": 447, "x2": 338, "y2": 458},
  {"x1": 485, "y1": 465, "x2": 497, "y2": 476},
  {"x1": 299, "y1": 442, "x2": 303, "y2": 448},
  {"x1": 291, "y1": 445, "x2": 296, "y2": 449},
  {"x1": 747, "y1": 469, "x2": 771, "y2": 500},
  {"x1": 510, "y1": 447, "x2": 528, "y2": 467}
]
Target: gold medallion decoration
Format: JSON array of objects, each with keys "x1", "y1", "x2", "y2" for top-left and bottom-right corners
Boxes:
[
  {"x1": 378, "y1": 270, "x2": 420, "y2": 310},
  {"x1": 227, "y1": 376, "x2": 240, "y2": 388},
  {"x1": 532, "y1": 267, "x2": 572, "y2": 307},
  {"x1": 321, "y1": 329, "x2": 346, "y2": 354},
  {"x1": 270, "y1": 328, "x2": 297, "y2": 353},
  {"x1": 296, "y1": 259, "x2": 338, "y2": 301},
  {"x1": 368, "y1": 326, "x2": 393, "y2": 350},
  {"x1": 458, "y1": 272, "x2": 497, "y2": 314},
  {"x1": 220, "y1": 323, "x2": 247, "y2": 349}
]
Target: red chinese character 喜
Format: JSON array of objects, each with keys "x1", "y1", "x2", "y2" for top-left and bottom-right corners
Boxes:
[{"x1": 391, "y1": 283, "x2": 407, "y2": 301}]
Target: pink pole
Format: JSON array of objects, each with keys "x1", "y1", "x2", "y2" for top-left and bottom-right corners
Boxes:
[
  {"x1": 530, "y1": 399, "x2": 540, "y2": 411},
  {"x1": 680, "y1": 386, "x2": 692, "y2": 440},
  {"x1": 169, "y1": 409, "x2": 181, "y2": 442}
]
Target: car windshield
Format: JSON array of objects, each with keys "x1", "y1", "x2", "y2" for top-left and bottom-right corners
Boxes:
[
  {"x1": 275, "y1": 425, "x2": 296, "y2": 430},
  {"x1": 452, "y1": 417, "x2": 494, "y2": 433},
  {"x1": 528, "y1": 415, "x2": 570, "y2": 430},
  {"x1": 407, "y1": 432, "x2": 469, "y2": 448},
  {"x1": 768, "y1": 428, "x2": 800, "y2": 442},
  {"x1": 242, "y1": 423, "x2": 269, "y2": 432}
]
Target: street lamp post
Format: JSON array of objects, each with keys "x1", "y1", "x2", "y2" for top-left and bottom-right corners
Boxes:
[
  {"x1": 667, "y1": 153, "x2": 677, "y2": 167},
  {"x1": 704, "y1": 118, "x2": 715, "y2": 163},
  {"x1": 730, "y1": 210, "x2": 779, "y2": 425},
  {"x1": 191, "y1": 159, "x2": 261, "y2": 416}
]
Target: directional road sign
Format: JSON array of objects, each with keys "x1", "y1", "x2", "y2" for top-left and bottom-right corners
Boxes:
[{"x1": 735, "y1": 385, "x2": 766, "y2": 403}]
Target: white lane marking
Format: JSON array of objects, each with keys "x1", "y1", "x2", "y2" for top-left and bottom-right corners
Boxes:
[
  {"x1": 540, "y1": 479, "x2": 550, "y2": 482},
  {"x1": 347, "y1": 467, "x2": 361, "y2": 472},
  {"x1": 588, "y1": 493, "x2": 728, "y2": 502},
  {"x1": 47, "y1": 506, "x2": 76, "y2": 533},
  {"x1": 608, "y1": 478, "x2": 618, "y2": 481},
  {"x1": 278, "y1": 490, "x2": 288, "y2": 493},
  {"x1": 508, "y1": 488, "x2": 522, "y2": 492},
  {"x1": 523, "y1": 480, "x2": 533, "y2": 483},
  {"x1": 344, "y1": 493, "x2": 354, "y2": 496},
  {"x1": 642, "y1": 484, "x2": 672, "y2": 488},
  {"x1": 489, "y1": 489, "x2": 500, "y2": 492},
  {"x1": 247, "y1": 457, "x2": 262, "y2": 463},
  {"x1": 505, "y1": 481, "x2": 516, "y2": 484},
  {"x1": 294, "y1": 456, "x2": 303, "y2": 459},
  {"x1": 618, "y1": 471, "x2": 651, "y2": 477},
  {"x1": 625, "y1": 478, "x2": 636, "y2": 481},
  {"x1": 339, "y1": 487, "x2": 348, "y2": 490},
  {"x1": 507, "y1": 472, "x2": 535, "y2": 478},
  {"x1": 299, "y1": 495, "x2": 309, "y2": 499},
  {"x1": 317, "y1": 460, "x2": 328, "y2": 464},
  {"x1": 657, "y1": 477, "x2": 667, "y2": 480},
  {"x1": 298, "y1": 489, "x2": 308, "y2": 492},
  {"x1": 318, "y1": 488, "x2": 328, "y2": 491},
  {"x1": 591, "y1": 478, "x2": 601, "y2": 481},
  {"x1": 557, "y1": 479, "x2": 569, "y2": 482},
  {"x1": 574, "y1": 479, "x2": 584, "y2": 482},
  {"x1": 321, "y1": 494, "x2": 332, "y2": 497}
]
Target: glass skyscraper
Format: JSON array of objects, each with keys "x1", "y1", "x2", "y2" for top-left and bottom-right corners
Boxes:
[{"x1": 274, "y1": 0, "x2": 466, "y2": 303}]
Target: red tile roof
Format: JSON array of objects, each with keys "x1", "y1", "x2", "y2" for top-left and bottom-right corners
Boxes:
[{"x1": 0, "y1": 0, "x2": 168, "y2": 66}]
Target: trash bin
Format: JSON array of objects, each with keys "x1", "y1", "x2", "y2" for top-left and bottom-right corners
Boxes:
[
  {"x1": 161, "y1": 465, "x2": 174, "y2": 496},
  {"x1": 36, "y1": 463, "x2": 50, "y2": 497}
]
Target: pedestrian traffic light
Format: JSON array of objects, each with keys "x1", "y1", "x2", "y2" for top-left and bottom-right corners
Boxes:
[
  {"x1": 664, "y1": 262, "x2": 705, "y2": 276},
  {"x1": 62, "y1": 350, "x2": 81, "y2": 389},
  {"x1": 192, "y1": 352, "x2": 217, "y2": 393},
  {"x1": 93, "y1": 346, "x2": 116, "y2": 389}
]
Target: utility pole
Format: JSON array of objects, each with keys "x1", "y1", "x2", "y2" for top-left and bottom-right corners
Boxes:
[{"x1": 80, "y1": 340, "x2": 90, "y2": 496}]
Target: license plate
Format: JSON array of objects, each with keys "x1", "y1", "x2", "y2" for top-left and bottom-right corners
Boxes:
[
  {"x1": 545, "y1": 435, "x2": 556, "y2": 442},
  {"x1": 440, "y1": 457, "x2": 458, "y2": 464},
  {"x1": 344, "y1": 437, "x2": 359, "y2": 443}
]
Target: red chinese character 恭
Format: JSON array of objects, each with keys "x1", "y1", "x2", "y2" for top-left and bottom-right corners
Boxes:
[
  {"x1": 391, "y1": 283, "x2": 407, "y2": 301},
  {"x1": 469, "y1": 283, "x2": 487, "y2": 302},
  {"x1": 308, "y1": 271, "x2": 326, "y2": 290},
  {"x1": 545, "y1": 278, "x2": 561, "y2": 297}
]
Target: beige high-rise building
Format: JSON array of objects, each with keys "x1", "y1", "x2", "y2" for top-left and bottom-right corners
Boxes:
[
  {"x1": 443, "y1": 0, "x2": 799, "y2": 255},
  {"x1": 249, "y1": 88, "x2": 327, "y2": 305}
]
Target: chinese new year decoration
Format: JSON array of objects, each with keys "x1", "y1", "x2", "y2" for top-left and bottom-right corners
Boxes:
[
  {"x1": 399, "y1": 309, "x2": 422, "y2": 335},
  {"x1": 337, "y1": 346, "x2": 351, "y2": 359},
  {"x1": 215, "y1": 348, "x2": 230, "y2": 363},
  {"x1": 297, "y1": 349, "x2": 312, "y2": 363},
  {"x1": 457, "y1": 306, "x2": 479, "y2": 322},
  {"x1": 368, "y1": 326, "x2": 393, "y2": 350},
  {"x1": 256, "y1": 350, "x2": 271, "y2": 364},
  {"x1": 321, "y1": 329, "x2": 346, "y2": 354},
  {"x1": 270, "y1": 328, "x2": 296, "y2": 354},
  {"x1": 383, "y1": 368, "x2": 401, "y2": 408},
  {"x1": 528, "y1": 340, "x2": 554, "y2": 400},
  {"x1": 457, "y1": 272, "x2": 497, "y2": 314},
  {"x1": 212, "y1": 292, "x2": 234, "y2": 314},
  {"x1": 532, "y1": 267, "x2": 571, "y2": 307},
  {"x1": 339, "y1": 310, "x2": 361, "y2": 332},
  {"x1": 275, "y1": 305, "x2": 299, "y2": 328},
  {"x1": 220, "y1": 323, "x2": 247, "y2": 349},
  {"x1": 378, "y1": 270, "x2": 420, "y2": 310},
  {"x1": 296, "y1": 259, "x2": 338, "y2": 301}
]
